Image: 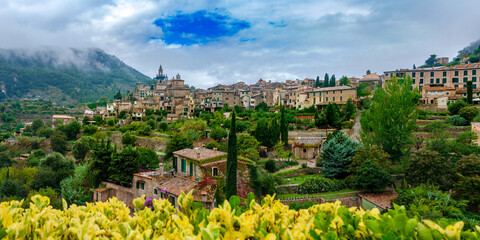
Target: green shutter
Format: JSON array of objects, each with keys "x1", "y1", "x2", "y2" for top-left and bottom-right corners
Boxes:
[
  {"x1": 181, "y1": 159, "x2": 186, "y2": 172},
  {"x1": 190, "y1": 162, "x2": 194, "y2": 176}
]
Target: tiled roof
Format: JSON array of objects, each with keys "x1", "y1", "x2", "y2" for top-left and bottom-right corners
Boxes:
[
  {"x1": 52, "y1": 115, "x2": 75, "y2": 119},
  {"x1": 160, "y1": 176, "x2": 198, "y2": 196},
  {"x1": 358, "y1": 191, "x2": 398, "y2": 210},
  {"x1": 173, "y1": 147, "x2": 226, "y2": 161}
]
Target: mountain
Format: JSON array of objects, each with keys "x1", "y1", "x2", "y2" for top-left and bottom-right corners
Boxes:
[{"x1": 0, "y1": 47, "x2": 151, "y2": 104}]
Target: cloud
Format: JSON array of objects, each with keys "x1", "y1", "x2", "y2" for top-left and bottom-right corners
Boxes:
[{"x1": 0, "y1": 0, "x2": 479, "y2": 90}]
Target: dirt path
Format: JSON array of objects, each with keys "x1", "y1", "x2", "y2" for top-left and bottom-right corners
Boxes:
[{"x1": 351, "y1": 110, "x2": 361, "y2": 143}]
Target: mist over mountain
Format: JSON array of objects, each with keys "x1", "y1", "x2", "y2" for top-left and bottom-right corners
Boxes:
[
  {"x1": 0, "y1": 47, "x2": 151, "y2": 104},
  {"x1": 456, "y1": 39, "x2": 480, "y2": 58}
]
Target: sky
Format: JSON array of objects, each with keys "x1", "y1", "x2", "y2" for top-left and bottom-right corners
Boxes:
[{"x1": 0, "y1": 0, "x2": 480, "y2": 89}]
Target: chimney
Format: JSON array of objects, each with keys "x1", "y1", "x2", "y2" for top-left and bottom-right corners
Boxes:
[
  {"x1": 158, "y1": 163, "x2": 164, "y2": 177},
  {"x1": 213, "y1": 148, "x2": 218, "y2": 152},
  {"x1": 197, "y1": 152, "x2": 201, "y2": 159}
]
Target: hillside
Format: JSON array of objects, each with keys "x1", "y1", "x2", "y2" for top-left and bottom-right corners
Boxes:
[{"x1": 0, "y1": 47, "x2": 151, "y2": 104}]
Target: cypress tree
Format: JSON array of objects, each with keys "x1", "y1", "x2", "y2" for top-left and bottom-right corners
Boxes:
[
  {"x1": 269, "y1": 117, "x2": 280, "y2": 146},
  {"x1": 324, "y1": 73, "x2": 329, "y2": 88},
  {"x1": 467, "y1": 81, "x2": 473, "y2": 104},
  {"x1": 330, "y1": 74, "x2": 336, "y2": 87},
  {"x1": 280, "y1": 104, "x2": 288, "y2": 145},
  {"x1": 226, "y1": 111, "x2": 238, "y2": 199},
  {"x1": 315, "y1": 76, "x2": 321, "y2": 88}
]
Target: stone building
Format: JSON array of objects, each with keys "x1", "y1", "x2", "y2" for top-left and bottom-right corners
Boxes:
[{"x1": 292, "y1": 137, "x2": 323, "y2": 160}]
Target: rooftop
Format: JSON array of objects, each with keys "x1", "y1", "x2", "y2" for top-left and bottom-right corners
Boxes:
[
  {"x1": 173, "y1": 147, "x2": 226, "y2": 161},
  {"x1": 358, "y1": 191, "x2": 398, "y2": 210}
]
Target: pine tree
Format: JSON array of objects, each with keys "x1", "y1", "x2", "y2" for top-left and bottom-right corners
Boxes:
[
  {"x1": 315, "y1": 76, "x2": 321, "y2": 88},
  {"x1": 323, "y1": 73, "x2": 329, "y2": 88},
  {"x1": 330, "y1": 74, "x2": 336, "y2": 87},
  {"x1": 226, "y1": 111, "x2": 238, "y2": 199},
  {"x1": 280, "y1": 104, "x2": 288, "y2": 145},
  {"x1": 320, "y1": 131, "x2": 359, "y2": 178},
  {"x1": 467, "y1": 81, "x2": 473, "y2": 104},
  {"x1": 366, "y1": 70, "x2": 371, "y2": 75},
  {"x1": 413, "y1": 64, "x2": 416, "y2": 69}
]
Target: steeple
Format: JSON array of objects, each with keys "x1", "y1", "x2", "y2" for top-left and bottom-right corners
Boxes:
[{"x1": 158, "y1": 65, "x2": 163, "y2": 76}]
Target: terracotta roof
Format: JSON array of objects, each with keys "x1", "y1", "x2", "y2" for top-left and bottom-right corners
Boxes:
[
  {"x1": 358, "y1": 191, "x2": 398, "y2": 210},
  {"x1": 52, "y1": 115, "x2": 75, "y2": 119},
  {"x1": 94, "y1": 188, "x2": 109, "y2": 193},
  {"x1": 200, "y1": 159, "x2": 250, "y2": 168},
  {"x1": 160, "y1": 176, "x2": 198, "y2": 196},
  {"x1": 173, "y1": 147, "x2": 226, "y2": 161}
]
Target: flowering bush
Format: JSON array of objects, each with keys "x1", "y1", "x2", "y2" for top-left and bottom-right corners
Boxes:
[
  {"x1": 297, "y1": 177, "x2": 347, "y2": 194},
  {"x1": 0, "y1": 193, "x2": 479, "y2": 239}
]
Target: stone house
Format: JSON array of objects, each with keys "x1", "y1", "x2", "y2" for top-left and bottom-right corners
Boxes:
[
  {"x1": 292, "y1": 137, "x2": 323, "y2": 160},
  {"x1": 52, "y1": 115, "x2": 75, "y2": 128}
]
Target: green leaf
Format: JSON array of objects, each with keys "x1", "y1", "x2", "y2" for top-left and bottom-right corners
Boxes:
[
  {"x1": 229, "y1": 195, "x2": 240, "y2": 210},
  {"x1": 394, "y1": 214, "x2": 408, "y2": 235}
]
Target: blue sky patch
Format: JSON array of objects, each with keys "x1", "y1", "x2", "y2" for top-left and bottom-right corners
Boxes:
[{"x1": 153, "y1": 10, "x2": 250, "y2": 45}]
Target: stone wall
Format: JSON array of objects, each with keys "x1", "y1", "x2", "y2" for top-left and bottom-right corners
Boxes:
[
  {"x1": 110, "y1": 133, "x2": 167, "y2": 152},
  {"x1": 275, "y1": 184, "x2": 299, "y2": 194},
  {"x1": 279, "y1": 195, "x2": 361, "y2": 208}
]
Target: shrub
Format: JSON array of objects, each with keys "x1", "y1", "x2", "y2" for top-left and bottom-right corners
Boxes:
[
  {"x1": 458, "y1": 106, "x2": 479, "y2": 122},
  {"x1": 448, "y1": 100, "x2": 467, "y2": 115},
  {"x1": 158, "y1": 121, "x2": 168, "y2": 131},
  {"x1": 301, "y1": 163, "x2": 308, "y2": 168},
  {"x1": 205, "y1": 140, "x2": 219, "y2": 149},
  {"x1": 446, "y1": 115, "x2": 468, "y2": 126},
  {"x1": 210, "y1": 126, "x2": 227, "y2": 141},
  {"x1": 264, "y1": 159, "x2": 277, "y2": 173},
  {"x1": 296, "y1": 177, "x2": 347, "y2": 194}
]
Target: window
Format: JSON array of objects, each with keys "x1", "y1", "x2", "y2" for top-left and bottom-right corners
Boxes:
[
  {"x1": 412, "y1": 79, "x2": 416, "y2": 84},
  {"x1": 325, "y1": 97, "x2": 328, "y2": 101},
  {"x1": 212, "y1": 167, "x2": 218, "y2": 177},
  {"x1": 189, "y1": 162, "x2": 194, "y2": 176},
  {"x1": 453, "y1": 78, "x2": 459, "y2": 83},
  {"x1": 430, "y1": 79, "x2": 434, "y2": 84},
  {"x1": 464, "y1": 77, "x2": 468, "y2": 82},
  {"x1": 464, "y1": 70, "x2": 468, "y2": 76},
  {"x1": 455, "y1": 85, "x2": 458, "y2": 88},
  {"x1": 420, "y1": 72, "x2": 424, "y2": 77},
  {"x1": 420, "y1": 79, "x2": 424, "y2": 84},
  {"x1": 340, "y1": 96, "x2": 343, "y2": 101},
  {"x1": 473, "y1": 77, "x2": 477, "y2": 82},
  {"x1": 136, "y1": 182, "x2": 139, "y2": 189},
  {"x1": 474, "y1": 84, "x2": 477, "y2": 88},
  {"x1": 313, "y1": 98, "x2": 316, "y2": 104},
  {"x1": 443, "y1": 71, "x2": 447, "y2": 77},
  {"x1": 473, "y1": 70, "x2": 477, "y2": 75},
  {"x1": 141, "y1": 183, "x2": 144, "y2": 190},
  {"x1": 436, "y1": 78, "x2": 440, "y2": 84},
  {"x1": 154, "y1": 188, "x2": 158, "y2": 195},
  {"x1": 333, "y1": 97, "x2": 335, "y2": 101},
  {"x1": 298, "y1": 105, "x2": 301, "y2": 109},
  {"x1": 181, "y1": 159, "x2": 186, "y2": 173},
  {"x1": 442, "y1": 78, "x2": 447, "y2": 83},
  {"x1": 412, "y1": 72, "x2": 416, "y2": 77},
  {"x1": 333, "y1": 91, "x2": 335, "y2": 94},
  {"x1": 455, "y1": 71, "x2": 459, "y2": 76},
  {"x1": 430, "y1": 72, "x2": 434, "y2": 77},
  {"x1": 303, "y1": 148, "x2": 306, "y2": 153}
]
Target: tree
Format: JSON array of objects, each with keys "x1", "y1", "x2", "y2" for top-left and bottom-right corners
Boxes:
[
  {"x1": 425, "y1": 54, "x2": 437, "y2": 67},
  {"x1": 448, "y1": 100, "x2": 467, "y2": 115},
  {"x1": 454, "y1": 154, "x2": 480, "y2": 211},
  {"x1": 341, "y1": 98, "x2": 356, "y2": 120},
  {"x1": 0, "y1": 153, "x2": 12, "y2": 168},
  {"x1": 467, "y1": 81, "x2": 473, "y2": 104},
  {"x1": 458, "y1": 106, "x2": 479, "y2": 122},
  {"x1": 37, "y1": 127, "x2": 54, "y2": 138},
  {"x1": 72, "y1": 136, "x2": 97, "y2": 161},
  {"x1": 405, "y1": 150, "x2": 453, "y2": 190},
  {"x1": 23, "y1": 187, "x2": 61, "y2": 209},
  {"x1": 32, "y1": 153, "x2": 75, "y2": 190},
  {"x1": 0, "y1": 179, "x2": 27, "y2": 200},
  {"x1": 274, "y1": 141, "x2": 291, "y2": 161},
  {"x1": 137, "y1": 147, "x2": 159, "y2": 170},
  {"x1": 255, "y1": 102, "x2": 268, "y2": 111},
  {"x1": 210, "y1": 126, "x2": 228, "y2": 141},
  {"x1": 349, "y1": 145, "x2": 391, "y2": 174},
  {"x1": 319, "y1": 131, "x2": 359, "y2": 178},
  {"x1": 253, "y1": 118, "x2": 270, "y2": 147},
  {"x1": 205, "y1": 140, "x2": 219, "y2": 149},
  {"x1": 360, "y1": 76, "x2": 419, "y2": 161},
  {"x1": 64, "y1": 121, "x2": 81, "y2": 140},
  {"x1": 237, "y1": 133, "x2": 260, "y2": 152},
  {"x1": 329, "y1": 74, "x2": 336, "y2": 87},
  {"x1": 325, "y1": 103, "x2": 339, "y2": 128},
  {"x1": 165, "y1": 133, "x2": 193, "y2": 159},
  {"x1": 31, "y1": 118, "x2": 44, "y2": 134},
  {"x1": 50, "y1": 130, "x2": 67, "y2": 154},
  {"x1": 413, "y1": 64, "x2": 416, "y2": 69},
  {"x1": 323, "y1": 73, "x2": 329, "y2": 88},
  {"x1": 269, "y1": 117, "x2": 280, "y2": 146},
  {"x1": 226, "y1": 111, "x2": 237, "y2": 199},
  {"x1": 366, "y1": 70, "x2": 371, "y2": 75},
  {"x1": 350, "y1": 160, "x2": 393, "y2": 191},
  {"x1": 114, "y1": 90, "x2": 122, "y2": 100},
  {"x1": 339, "y1": 76, "x2": 350, "y2": 86},
  {"x1": 315, "y1": 76, "x2": 321, "y2": 88},
  {"x1": 122, "y1": 132, "x2": 136, "y2": 146},
  {"x1": 280, "y1": 104, "x2": 288, "y2": 145},
  {"x1": 89, "y1": 140, "x2": 115, "y2": 186},
  {"x1": 109, "y1": 146, "x2": 139, "y2": 186},
  {"x1": 264, "y1": 159, "x2": 276, "y2": 173}
]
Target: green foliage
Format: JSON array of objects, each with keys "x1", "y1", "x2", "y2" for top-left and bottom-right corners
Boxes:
[
  {"x1": 454, "y1": 154, "x2": 480, "y2": 211},
  {"x1": 425, "y1": 121, "x2": 449, "y2": 132},
  {"x1": 158, "y1": 120, "x2": 168, "y2": 131},
  {"x1": 136, "y1": 147, "x2": 159, "y2": 170},
  {"x1": 109, "y1": 146, "x2": 138, "y2": 186},
  {"x1": 82, "y1": 124, "x2": 97, "y2": 136},
  {"x1": 448, "y1": 100, "x2": 467, "y2": 115},
  {"x1": 50, "y1": 130, "x2": 67, "y2": 154},
  {"x1": 458, "y1": 106, "x2": 479, "y2": 122},
  {"x1": 205, "y1": 140, "x2": 219, "y2": 150},
  {"x1": 72, "y1": 136, "x2": 97, "y2": 161},
  {"x1": 280, "y1": 104, "x2": 288, "y2": 145},
  {"x1": 255, "y1": 102, "x2": 268, "y2": 111},
  {"x1": 289, "y1": 201, "x2": 317, "y2": 210},
  {"x1": 341, "y1": 98, "x2": 356, "y2": 121},
  {"x1": 350, "y1": 160, "x2": 393, "y2": 191},
  {"x1": 392, "y1": 184, "x2": 467, "y2": 220},
  {"x1": 210, "y1": 126, "x2": 227, "y2": 141},
  {"x1": 89, "y1": 140, "x2": 115, "y2": 186},
  {"x1": 22, "y1": 187, "x2": 61, "y2": 209},
  {"x1": 323, "y1": 73, "x2": 329, "y2": 88},
  {"x1": 425, "y1": 54, "x2": 437, "y2": 67},
  {"x1": 121, "y1": 131, "x2": 136, "y2": 146},
  {"x1": 0, "y1": 179, "x2": 27, "y2": 200},
  {"x1": 329, "y1": 74, "x2": 336, "y2": 87},
  {"x1": 360, "y1": 76, "x2": 419, "y2": 161},
  {"x1": 339, "y1": 76, "x2": 351, "y2": 86},
  {"x1": 114, "y1": 90, "x2": 122, "y2": 100},
  {"x1": 325, "y1": 103, "x2": 339, "y2": 128},
  {"x1": 258, "y1": 171, "x2": 284, "y2": 196},
  {"x1": 406, "y1": 150, "x2": 454, "y2": 190},
  {"x1": 467, "y1": 81, "x2": 473, "y2": 104},
  {"x1": 32, "y1": 153, "x2": 75, "y2": 190},
  {"x1": 37, "y1": 127, "x2": 54, "y2": 138},
  {"x1": 297, "y1": 177, "x2": 347, "y2": 194},
  {"x1": 446, "y1": 115, "x2": 468, "y2": 126},
  {"x1": 320, "y1": 131, "x2": 360, "y2": 179},
  {"x1": 226, "y1": 111, "x2": 237, "y2": 199},
  {"x1": 31, "y1": 118, "x2": 44, "y2": 134},
  {"x1": 0, "y1": 153, "x2": 12, "y2": 168},
  {"x1": 165, "y1": 133, "x2": 193, "y2": 159},
  {"x1": 349, "y1": 145, "x2": 391, "y2": 174},
  {"x1": 264, "y1": 159, "x2": 276, "y2": 173},
  {"x1": 64, "y1": 121, "x2": 81, "y2": 140}
]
